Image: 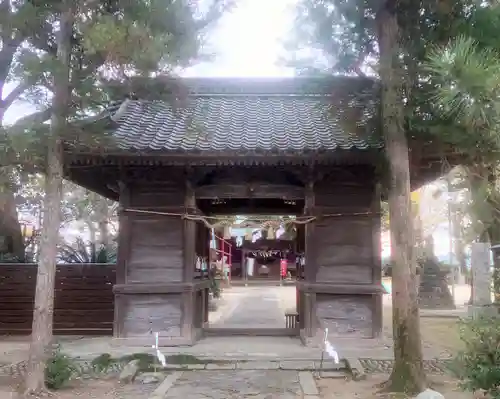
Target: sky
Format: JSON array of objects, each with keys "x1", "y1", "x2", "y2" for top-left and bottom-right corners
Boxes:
[
  {"x1": 184, "y1": 0, "x2": 297, "y2": 77},
  {"x1": 5, "y1": 0, "x2": 297, "y2": 123}
]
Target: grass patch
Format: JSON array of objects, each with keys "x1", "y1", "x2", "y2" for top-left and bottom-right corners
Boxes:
[
  {"x1": 91, "y1": 353, "x2": 115, "y2": 372},
  {"x1": 420, "y1": 318, "x2": 463, "y2": 353},
  {"x1": 84, "y1": 352, "x2": 235, "y2": 375},
  {"x1": 119, "y1": 353, "x2": 157, "y2": 370},
  {"x1": 383, "y1": 308, "x2": 463, "y2": 354}
]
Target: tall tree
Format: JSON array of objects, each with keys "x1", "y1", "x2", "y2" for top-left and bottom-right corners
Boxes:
[
  {"x1": 376, "y1": 2, "x2": 426, "y2": 392},
  {"x1": 287, "y1": 0, "x2": 498, "y2": 392},
  {"x1": 288, "y1": 0, "x2": 430, "y2": 392},
  {"x1": 24, "y1": 0, "x2": 73, "y2": 393},
  {"x1": 425, "y1": 29, "x2": 500, "y2": 302},
  {"x1": 19, "y1": 0, "x2": 232, "y2": 393}
]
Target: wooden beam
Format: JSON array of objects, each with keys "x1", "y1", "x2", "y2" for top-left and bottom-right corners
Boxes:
[
  {"x1": 199, "y1": 206, "x2": 303, "y2": 216},
  {"x1": 66, "y1": 168, "x2": 119, "y2": 200},
  {"x1": 113, "y1": 281, "x2": 210, "y2": 294},
  {"x1": 297, "y1": 282, "x2": 385, "y2": 294},
  {"x1": 195, "y1": 183, "x2": 305, "y2": 199}
]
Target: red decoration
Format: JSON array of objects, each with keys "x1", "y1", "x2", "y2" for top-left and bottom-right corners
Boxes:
[
  {"x1": 280, "y1": 259, "x2": 288, "y2": 277},
  {"x1": 212, "y1": 231, "x2": 232, "y2": 281}
]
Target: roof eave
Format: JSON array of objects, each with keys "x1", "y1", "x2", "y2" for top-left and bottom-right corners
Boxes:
[{"x1": 64, "y1": 148, "x2": 384, "y2": 167}]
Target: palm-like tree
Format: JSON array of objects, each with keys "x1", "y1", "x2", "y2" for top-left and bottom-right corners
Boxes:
[{"x1": 425, "y1": 35, "x2": 500, "y2": 301}]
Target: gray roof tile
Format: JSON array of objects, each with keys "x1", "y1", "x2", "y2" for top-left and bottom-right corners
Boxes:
[{"x1": 106, "y1": 78, "x2": 382, "y2": 153}]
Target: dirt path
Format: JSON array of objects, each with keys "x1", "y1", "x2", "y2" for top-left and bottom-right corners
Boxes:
[{"x1": 317, "y1": 374, "x2": 477, "y2": 399}]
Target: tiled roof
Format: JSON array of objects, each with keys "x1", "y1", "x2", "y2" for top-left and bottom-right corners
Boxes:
[{"x1": 104, "y1": 77, "x2": 382, "y2": 153}]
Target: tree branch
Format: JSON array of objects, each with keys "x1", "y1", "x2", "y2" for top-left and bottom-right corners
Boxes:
[
  {"x1": 9, "y1": 108, "x2": 52, "y2": 131},
  {"x1": 1, "y1": 82, "x2": 30, "y2": 110},
  {"x1": 351, "y1": 41, "x2": 376, "y2": 78},
  {"x1": 0, "y1": 37, "x2": 22, "y2": 95}
]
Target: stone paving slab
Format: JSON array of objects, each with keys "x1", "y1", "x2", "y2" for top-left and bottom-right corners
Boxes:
[
  {"x1": 298, "y1": 371, "x2": 319, "y2": 396},
  {"x1": 210, "y1": 287, "x2": 288, "y2": 329},
  {"x1": 150, "y1": 371, "x2": 183, "y2": 399},
  {"x1": 205, "y1": 362, "x2": 236, "y2": 370},
  {"x1": 155, "y1": 359, "x2": 346, "y2": 372},
  {"x1": 237, "y1": 361, "x2": 280, "y2": 370},
  {"x1": 161, "y1": 370, "x2": 306, "y2": 399}
]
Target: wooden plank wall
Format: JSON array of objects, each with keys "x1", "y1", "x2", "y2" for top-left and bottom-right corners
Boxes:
[
  {"x1": 312, "y1": 165, "x2": 381, "y2": 338},
  {"x1": 114, "y1": 182, "x2": 186, "y2": 339},
  {"x1": 127, "y1": 216, "x2": 184, "y2": 283},
  {"x1": 126, "y1": 184, "x2": 186, "y2": 283},
  {"x1": 0, "y1": 263, "x2": 115, "y2": 336},
  {"x1": 314, "y1": 166, "x2": 377, "y2": 283}
]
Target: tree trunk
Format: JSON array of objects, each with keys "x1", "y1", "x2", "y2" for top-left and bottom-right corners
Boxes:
[
  {"x1": 466, "y1": 163, "x2": 495, "y2": 303},
  {"x1": 87, "y1": 221, "x2": 97, "y2": 246},
  {"x1": 0, "y1": 169, "x2": 25, "y2": 261},
  {"x1": 376, "y1": 5, "x2": 426, "y2": 394},
  {"x1": 487, "y1": 221, "x2": 500, "y2": 303},
  {"x1": 97, "y1": 197, "x2": 109, "y2": 250},
  {"x1": 450, "y1": 203, "x2": 467, "y2": 279},
  {"x1": 24, "y1": 1, "x2": 73, "y2": 394}
]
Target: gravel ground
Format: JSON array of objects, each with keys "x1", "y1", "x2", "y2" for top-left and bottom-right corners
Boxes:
[
  {"x1": 317, "y1": 374, "x2": 477, "y2": 399},
  {"x1": 0, "y1": 375, "x2": 162, "y2": 399}
]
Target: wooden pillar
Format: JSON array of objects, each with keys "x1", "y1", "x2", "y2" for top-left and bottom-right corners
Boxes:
[
  {"x1": 242, "y1": 249, "x2": 247, "y2": 284},
  {"x1": 181, "y1": 177, "x2": 197, "y2": 340},
  {"x1": 183, "y1": 179, "x2": 196, "y2": 282},
  {"x1": 181, "y1": 289, "x2": 194, "y2": 340},
  {"x1": 304, "y1": 180, "x2": 316, "y2": 282},
  {"x1": 114, "y1": 181, "x2": 131, "y2": 337},
  {"x1": 301, "y1": 177, "x2": 316, "y2": 338},
  {"x1": 372, "y1": 182, "x2": 383, "y2": 337},
  {"x1": 204, "y1": 288, "x2": 209, "y2": 324}
]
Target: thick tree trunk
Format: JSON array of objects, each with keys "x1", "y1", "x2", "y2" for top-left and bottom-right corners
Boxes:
[
  {"x1": 24, "y1": 142, "x2": 64, "y2": 394},
  {"x1": 24, "y1": 1, "x2": 73, "y2": 394},
  {"x1": 376, "y1": 5, "x2": 426, "y2": 394}
]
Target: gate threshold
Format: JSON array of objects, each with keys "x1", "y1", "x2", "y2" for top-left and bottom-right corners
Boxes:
[{"x1": 204, "y1": 327, "x2": 299, "y2": 337}]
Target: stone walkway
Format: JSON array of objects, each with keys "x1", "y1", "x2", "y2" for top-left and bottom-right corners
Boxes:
[
  {"x1": 159, "y1": 370, "x2": 318, "y2": 399},
  {"x1": 209, "y1": 286, "x2": 291, "y2": 329}
]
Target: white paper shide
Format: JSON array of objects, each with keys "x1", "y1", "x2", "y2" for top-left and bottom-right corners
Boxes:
[
  {"x1": 152, "y1": 332, "x2": 167, "y2": 367},
  {"x1": 323, "y1": 328, "x2": 340, "y2": 364}
]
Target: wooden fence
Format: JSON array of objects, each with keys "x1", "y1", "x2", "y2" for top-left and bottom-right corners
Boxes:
[{"x1": 0, "y1": 263, "x2": 116, "y2": 336}]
